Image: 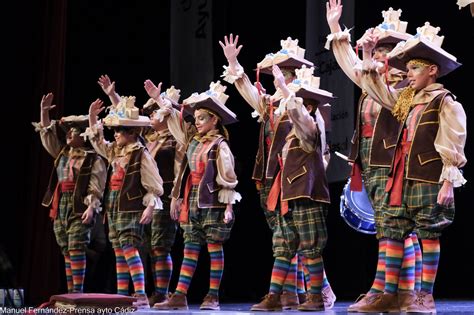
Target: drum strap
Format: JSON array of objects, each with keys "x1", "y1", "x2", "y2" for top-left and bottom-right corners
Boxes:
[{"x1": 350, "y1": 162, "x2": 363, "y2": 192}]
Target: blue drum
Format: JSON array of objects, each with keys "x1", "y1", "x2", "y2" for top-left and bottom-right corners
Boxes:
[{"x1": 339, "y1": 178, "x2": 376, "y2": 234}]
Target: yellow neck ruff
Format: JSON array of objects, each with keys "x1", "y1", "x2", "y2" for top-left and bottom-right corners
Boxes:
[{"x1": 392, "y1": 87, "x2": 416, "y2": 122}]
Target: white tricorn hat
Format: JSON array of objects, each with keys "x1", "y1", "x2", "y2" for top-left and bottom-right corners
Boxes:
[
  {"x1": 103, "y1": 96, "x2": 151, "y2": 127},
  {"x1": 387, "y1": 22, "x2": 461, "y2": 77},
  {"x1": 256, "y1": 37, "x2": 313, "y2": 75},
  {"x1": 271, "y1": 65, "x2": 336, "y2": 105},
  {"x1": 142, "y1": 86, "x2": 182, "y2": 116},
  {"x1": 182, "y1": 81, "x2": 238, "y2": 125},
  {"x1": 357, "y1": 7, "x2": 412, "y2": 47}
]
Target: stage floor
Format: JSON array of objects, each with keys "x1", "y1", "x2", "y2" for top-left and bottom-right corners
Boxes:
[{"x1": 131, "y1": 300, "x2": 474, "y2": 314}]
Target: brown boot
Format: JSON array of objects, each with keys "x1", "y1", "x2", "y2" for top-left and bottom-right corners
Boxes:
[
  {"x1": 357, "y1": 292, "x2": 400, "y2": 313},
  {"x1": 250, "y1": 293, "x2": 282, "y2": 311},
  {"x1": 131, "y1": 293, "x2": 150, "y2": 309},
  {"x1": 297, "y1": 293, "x2": 324, "y2": 311},
  {"x1": 322, "y1": 284, "x2": 336, "y2": 309},
  {"x1": 399, "y1": 290, "x2": 416, "y2": 312},
  {"x1": 347, "y1": 292, "x2": 382, "y2": 312},
  {"x1": 298, "y1": 293, "x2": 307, "y2": 304},
  {"x1": 153, "y1": 292, "x2": 188, "y2": 310},
  {"x1": 280, "y1": 291, "x2": 299, "y2": 310},
  {"x1": 148, "y1": 291, "x2": 167, "y2": 306},
  {"x1": 406, "y1": 291, "x2": 436, "y2": 313},
  {"x1": 200, "y1": 294, "x2": 220, "y2": 310}
]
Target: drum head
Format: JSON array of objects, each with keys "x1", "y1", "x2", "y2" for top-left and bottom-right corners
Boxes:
[{"x1": 339, "y1": 178, "x2": 376, "y2": 234}]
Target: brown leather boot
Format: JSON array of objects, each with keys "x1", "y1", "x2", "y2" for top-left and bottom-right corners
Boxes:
[
  {"x1": 358, "y1": 293, "x2": 400, "y2": 313},
  {"x1": 153, "y1": 292, "x2": 188, "y2": 310},
  {"x1": 297, "y1": 293, "x2": 324, "y2": 311},
  {"x1": 399, "y1": 290, "x2": 416, "y2": 312},
  {"x1": 131, "y1": 293, "x2": 150, "y2": 309},
  {"x1": 406, "y1": 291, "x2": 436, "y2": 313},
  {"x1": 200, "y1": 294, "x2": 220, "y2": 310},
  {"x1": 250, "y1": 293, "x2": 282, "y2": 311},
  {"x1": 148, "y1": 292, "x2": 167, "y2": 306},
  {"x1": 357, "y1": 292, "x2": 400, "y2": 313},
  {"x1": 280, "y1": 291, "x2": 299, "y2": 310},
  {"x1": 322, "y1": 284, "x2": 336, "y2": 309},
  {"x1": 348, "y1": 292, "x2": 383, "y2": 312},
  {"x1": 298, "y1": 293, "x2": 307, "y2": 304}
]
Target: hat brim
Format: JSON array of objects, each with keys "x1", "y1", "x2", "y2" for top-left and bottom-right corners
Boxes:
[
  {"x1": 104, "y1": 116, "x2": 151, "y2": 127},
  {"x1": 388, "y1": 39, "x2": 461, "y2": 77},
  {"x1": 182, "y1": 96, "x2": 238, "y2": 125},
  {"x1": 59, "y1": 115, "x2": 89, "y2": 131},
  {"x1": 294, "y1": 87, "x2": 336, "y2": 105},
  {"x1": 358, "y1": 29, "x2": 411, "y2": 47},
  {"x1": 142, "y1": 98, "x2": 182, "y2": 116},
  {"x1": 257, "y1": 56, "x2": 314, "y2": 75},
  {"x1": 376, "y1": 31, "x2": 412, "y2": 45}
]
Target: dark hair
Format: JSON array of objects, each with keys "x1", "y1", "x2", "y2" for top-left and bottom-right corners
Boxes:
[
  {"x1": 303, "y1": 98, "x2": 319, "y2": 119},
  {"x1": 112, "y1": 126, "x2": 142, "y2": 136}
]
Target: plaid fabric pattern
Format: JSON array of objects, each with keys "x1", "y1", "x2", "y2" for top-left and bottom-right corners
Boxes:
[
  {"x1": 53, "y1": 192, "x2": 93, "y2": 255},
  {"x1": 106, "y1": 190, "x2": 145, "y2": 248},
  {"x1": 272, "y1": 199, "x2": 328, "y2": 260},
  {"x1": 359, "y1": 137, "x2": 372, "y2": 180},
  {"x1": 259, "y1": 179, "x2": 277, "y2": 231},
  {"x1": 150, "y1": 195, "x2": 177, "y2": 252},
  {"x1": 380, "y1": 179, "x2": 455, "y2": 240},
  {"x1": 367, "y1": 166, "x2": 391, "y2": 239},
  {"x1": 180, "y1": 186, "x2": 233, "y2": 245}
]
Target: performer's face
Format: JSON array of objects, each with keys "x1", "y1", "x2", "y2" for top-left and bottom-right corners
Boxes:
[
  {"x1": 66, "y1": 127, "x2": 85, "y2": 148},
  {"x1": 406, "y1": 62, "x2": 438, "y2": 91},
  {"x1": 114, "y1": 128, "x2": 136, "y2": 147},
  {"x1": 194, "y1": 109, "x2": 217, "y2": 135},
  {"x1": 372, "y1": 45, "x2": 393, "y2": 73},
  {"x1": 281, "y1": 68, "x2": 296, "y2": 84}
]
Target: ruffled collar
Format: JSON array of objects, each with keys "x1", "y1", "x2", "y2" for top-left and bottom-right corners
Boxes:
[
  {"x1": 144, "y1": 129, "x2": 172, "y2": 143},
  {"x1": 193, "y1": 129, "x2": 222, "y2": 143},
  {"x1": 113, "y1": 141, "x2": 143, "y2": 157},
  {"x1": 66, "y1": 146, "x2": 92, "y2": 158}
]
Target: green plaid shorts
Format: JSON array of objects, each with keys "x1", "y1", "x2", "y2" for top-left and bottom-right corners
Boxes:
[
  {"x1": 380, "y1": 179, "x2": 455, "y2": 240},
  {"x1": 180, "y1": 186, "x2": 234, "y2": 245},
  {"x1": 272, "y1": 199, "x2": 328, "y2": 260},
  {"x1": 106, "y1": 190, "x2": 145, "y2": 248},
  {"x1": 150, "y1": 196, "x2": 177, "y2": 252},
  {"x1": 53, "y1": 192, "x2": 93, "y2": 255}
]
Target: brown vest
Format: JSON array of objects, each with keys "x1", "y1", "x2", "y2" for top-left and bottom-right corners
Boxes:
[
  {"x1": 348, "y1": 93, "x2": 403, "y2": 167},
  {"x1": 281, "y1": 135, "x2": 330, "y2": 203},
  {"x1": 172, "y1": 137, "x2": 227, "y2": 209},
  {"x1": 42, "y1": 148, "x2": 98, "y2": 214},
  {"x1": 403, "y1": 92, "x2": 450, "y2": 183},
  {"x1": 252, "y1": 113, "x2": 292, "y2": 181},
  {"x1": 112, "y1": 147, "x2": 148, "y2": 212},
  {"x1": 151, "y1": 136, "x2": 177, "y2": 197}
]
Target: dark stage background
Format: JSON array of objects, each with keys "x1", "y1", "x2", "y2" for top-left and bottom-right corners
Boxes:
[{"x1": 3, "y1": 0, "x2": 473, "y2": 306}]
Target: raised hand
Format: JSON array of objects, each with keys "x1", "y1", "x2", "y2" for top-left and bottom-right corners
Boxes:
[
  {"x1": 272, "y1": 65, "x2": 286, "y2": 91},
  {"x1": 40, "y1": 93, "x2": 56, "y2": 112},
  {"x1": 88, "y1": 99, "x2": 105, "y2": 127},
  {"x1": 219, "y1": 34, "x2": 243, "y2": 66},
  {"x1": 326, "y1": 0, "x2": 343, "y2": 31},
  {"x1": 98, "y1": 75, "x2": 116, "y2": 96},
  {"x1": 144, "y1": 80, "x2": 163, "y2": 104}
]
